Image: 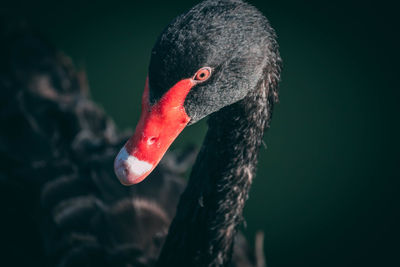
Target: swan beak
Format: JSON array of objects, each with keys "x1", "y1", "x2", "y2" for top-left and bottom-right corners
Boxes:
[{"x1": 114, "y1": 77, "x2": 195, "y2": 185}]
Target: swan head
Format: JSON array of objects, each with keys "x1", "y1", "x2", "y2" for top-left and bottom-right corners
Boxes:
[{"x1": 114, "y1": 0, "x2": 280, "y2": 185}]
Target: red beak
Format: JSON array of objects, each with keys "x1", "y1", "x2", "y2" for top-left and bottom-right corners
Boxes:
[{"x1": 114, "y1": 77, "x2": 195, "y2": 185}]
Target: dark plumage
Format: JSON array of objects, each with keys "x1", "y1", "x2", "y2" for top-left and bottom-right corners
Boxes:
[
  {"x1": 148, "y1": 1, "x2": 281, "y2": 265},
  {"x1": 0, "y1": 0, "x2": 281, "y2": 266},
  {"x1": 0, "y1": 18, "x2": 189, "y2": 267}
]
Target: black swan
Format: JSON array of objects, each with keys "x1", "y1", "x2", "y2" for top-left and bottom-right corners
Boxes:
[{"x1": 0, "y1": 0, "x2": 281, "y2": 266}]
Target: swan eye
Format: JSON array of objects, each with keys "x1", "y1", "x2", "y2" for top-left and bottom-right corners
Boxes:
[{"x1": 193, "y1": 67, "x2": 211, "y2": 82}]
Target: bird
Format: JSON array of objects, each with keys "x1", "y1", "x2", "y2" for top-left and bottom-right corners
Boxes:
[
  {"x1": 0, "y1": 0, "x2": 281, "y2": 266},
  {"x1": 114, "y1": 0, "x2": 281, "y2": 265}
]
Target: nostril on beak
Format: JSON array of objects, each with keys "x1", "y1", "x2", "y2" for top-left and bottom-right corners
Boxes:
[{"x1": 147, "y1": 137, "x2": 158, "y2": 145}]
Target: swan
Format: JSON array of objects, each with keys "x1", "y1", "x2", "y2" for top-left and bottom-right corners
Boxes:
[
  {"x1": 114, "y1": 0, "x2": 281, "y2": 266},
  {"x1": 0, "y1": 0, "x2": 281, "y2": 266}
]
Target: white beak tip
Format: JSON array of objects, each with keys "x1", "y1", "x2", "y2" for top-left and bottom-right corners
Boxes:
[{"x1": 114, "y1": 147, "x2": 153, "y2": 185}]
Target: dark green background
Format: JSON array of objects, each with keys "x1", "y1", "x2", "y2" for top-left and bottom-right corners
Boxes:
[{"x1": 7, "y1": 0, "x2": 399, "y2": 266}]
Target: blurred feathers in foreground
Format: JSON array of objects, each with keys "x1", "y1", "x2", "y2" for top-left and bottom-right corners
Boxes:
[{"x1": 0, "y1": 18, "x2": 189, "y2": 266}]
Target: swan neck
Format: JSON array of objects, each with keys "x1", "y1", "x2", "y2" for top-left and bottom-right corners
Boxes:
[{"x1": 157, "y1": 74, "x2": 276, "y2": 266}]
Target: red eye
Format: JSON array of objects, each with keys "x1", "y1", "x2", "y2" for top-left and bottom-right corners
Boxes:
[{"x1": 193, "y1": 67, "x2": 212, "y2": 82}]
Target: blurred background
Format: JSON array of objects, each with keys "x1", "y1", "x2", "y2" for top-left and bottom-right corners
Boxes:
[{"x1": 3, "y1": 0, "x2": 398, "y2": 266}]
